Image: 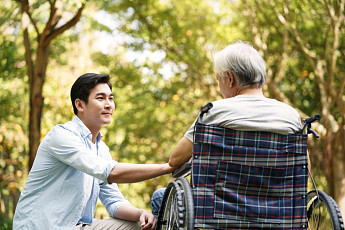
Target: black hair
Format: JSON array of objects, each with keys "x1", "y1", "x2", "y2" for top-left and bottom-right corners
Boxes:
[{"x1": 70, "y1": 73, "x2": 112, "y2": 115}]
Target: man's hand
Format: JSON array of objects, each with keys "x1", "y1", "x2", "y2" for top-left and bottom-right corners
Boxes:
[
  {"x1": 115, "y1": 204, "x2": 157, "y2": 229},
  {"x1": 139, "y1": 210, "x2": 157, "y2": 230}
]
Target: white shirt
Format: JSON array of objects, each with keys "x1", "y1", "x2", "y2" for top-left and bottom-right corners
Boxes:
[
  {"x1": 185, "y1": 95, "x2": 302, "y2": 141},
  {"x1": 13, "y1": 116, "x2": 130, "y2": 230}
]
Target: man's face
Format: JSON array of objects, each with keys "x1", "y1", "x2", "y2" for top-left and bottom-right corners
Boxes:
[{"x1": 82, "y1": 83, "x2": 115, "y2": 129}]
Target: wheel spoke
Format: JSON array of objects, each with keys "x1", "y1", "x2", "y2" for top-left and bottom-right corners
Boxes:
[
  {"x1": 157, "y1": 178, "x2": 194, "y2": 230},
  {"x1": 307, "y1": 190, "x2": 344, "y2": 230}
]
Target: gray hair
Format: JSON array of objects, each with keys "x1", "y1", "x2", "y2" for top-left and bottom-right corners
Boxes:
[{"x1": 213, "y1": 41, "x2": 266, "y2": 89}]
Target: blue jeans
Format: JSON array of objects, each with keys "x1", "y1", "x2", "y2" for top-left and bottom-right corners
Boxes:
[{"x1": 151, "y1": 188, "x2": 166, "y2": 218}]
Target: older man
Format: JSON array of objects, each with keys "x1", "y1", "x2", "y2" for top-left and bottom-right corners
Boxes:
[{"x1": 151, "y1": 41, "x2": 302, "y2": 217}]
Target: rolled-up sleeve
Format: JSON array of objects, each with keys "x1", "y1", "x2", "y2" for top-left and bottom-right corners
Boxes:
[
  {"x1": 48, "y1": 126, "x2": 116, "y2": 184},
  {"x1": 99, "y1": 183, "x2": 131, "y2": 217}
]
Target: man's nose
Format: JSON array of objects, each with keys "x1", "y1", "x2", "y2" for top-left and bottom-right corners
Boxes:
[{"x1": 105, "y1": 99, "x2": 114, "y2": 108}]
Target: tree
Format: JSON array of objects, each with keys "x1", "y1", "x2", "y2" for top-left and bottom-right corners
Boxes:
[
  {"x1": 0, "y1": 1, "x2": 29, "y2": 226},
  {"x1": 91, "y1": 0, "x2": 239, "y2": 209},
  {"x1": 16, "y1": 0, "x2": 85, "y2": 169}
]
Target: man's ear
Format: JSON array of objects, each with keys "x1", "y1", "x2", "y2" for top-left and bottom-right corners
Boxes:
[
  {"x1": 75, "y1": 99, "x2": 85, "y2": 113},
  {"x1": 225, "y1": 71, "x2": 235, "y2": 88}
]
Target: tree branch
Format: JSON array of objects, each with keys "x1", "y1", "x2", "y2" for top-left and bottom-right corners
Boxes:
[
  {"x1": 23, "y1": 29, "x2": 34, "y2": 88},
  {"x1": 337, "y1": 75, "x2": 345, "y2": 102},
  {"x1": 322, "y1": 19, "x2": 331, "y2": 60},
  {"x1": 20, "y1": 0, "x2": 40, "y2": 37},
  {"x1": 19, "y1": 0, "x2": 35, "y2": 87},
  {"x1": 248, "y1": 1, "x2": 300, "y2": 116},
  {"x1": 274, "y1": 1, "x2": 289, "y2": 84},
  {"x1": 41, "y1": 0, "x2": 58, "y2": 40},
  {"x1": 48, "y1": 0, "x2": 54, "y2": 8},
  {"x1": 325, "y1": 0, "x2": 343, "y2": 92},
  {"x1": 322, "y1": 0, "x2": 336, "y2": 27},
  {"x1": 43, "y1": 3, "x2": 85, "y2": 46},
  {"x1": 272, "y1": 3, "x2": 328, "y2": 90},
  {"x1": 330, "y1": 87, "x2": 345, "y2": 117}
]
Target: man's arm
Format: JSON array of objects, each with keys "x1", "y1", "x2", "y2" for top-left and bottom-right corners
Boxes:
[
  {"x1": 107, "y1": 163, "x2": 174, "y2": 184},
  {"x1": 168, "y1": 137, "x2": 193, "y2": 168},
  {"x1": 115, "y1": 204, "x2": 156, "y2": 230}
]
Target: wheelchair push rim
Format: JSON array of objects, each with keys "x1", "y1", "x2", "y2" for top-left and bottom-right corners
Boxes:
[{"x1": 156, "y1": 177, "x2": 194, "y2": 230}]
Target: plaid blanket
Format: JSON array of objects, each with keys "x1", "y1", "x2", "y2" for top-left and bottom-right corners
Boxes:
[{"x1": 192, "y1": 123, "x2": 308, "y2": 229}]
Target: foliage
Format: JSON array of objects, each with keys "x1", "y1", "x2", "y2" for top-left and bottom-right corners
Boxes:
[
  {"x1": 91, "y1": 0, "x2": 237, "y2": 208},
  {"x1": 232, "y1": 0, "x2": 345, "y2": 214},
  {"x1": 0, "y1": 1, "x2": 28, "y2": 225},
  {"x1": 0, "y1": 2, "x2": 24, "y2": 81},
  {"x1": 1, "y1": 0, "x2": 344, "y2": 225},
  {"x1": 0, "y1": 214, "x2": 12, "y2": 230}
]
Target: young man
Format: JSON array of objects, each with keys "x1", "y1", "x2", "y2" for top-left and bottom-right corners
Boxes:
[{"x1": 13, "y1": 73, "x2": 174, "y2": 230}]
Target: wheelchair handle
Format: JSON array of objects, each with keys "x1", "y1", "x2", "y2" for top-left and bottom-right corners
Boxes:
[
  {"x1": 303, "y1": 114, "x2": 321, "y2": 124},
  {"x1": 199, "y1": 102, "x2": 213, "y2": 118},
  {"x1": 302, "y1": 114, "x2": 321, "y2": 138}
]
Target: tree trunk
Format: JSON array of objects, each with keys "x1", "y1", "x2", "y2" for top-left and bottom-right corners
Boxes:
[
  {"x1": 333, "y1": 124, "x2": 345, "y2": 217},
  {"x1": 28, "y1": 44, "x2": 49, "y2": 168},
  {"x1": 18, "y1": 0, "x2": 85, "y2": 169}
]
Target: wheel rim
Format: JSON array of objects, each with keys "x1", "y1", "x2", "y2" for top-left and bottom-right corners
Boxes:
[
  {"x1": 160, "y1": 179, "x2": 194, "y2": 230},
  {"x1": 307, "y1": 190, "x2": 338, "y2": 230}
]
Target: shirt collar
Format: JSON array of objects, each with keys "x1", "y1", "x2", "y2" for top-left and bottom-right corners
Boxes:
[{"x1": 72, "y1": 116, "x2": 103, "y2": 142}]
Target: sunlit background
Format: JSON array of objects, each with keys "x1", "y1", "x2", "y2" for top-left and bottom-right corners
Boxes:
[{"x1": 1, "y1": 0, "x2": 345, "y2": 228}]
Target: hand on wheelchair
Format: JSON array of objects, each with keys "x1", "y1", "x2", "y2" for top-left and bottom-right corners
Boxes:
[{"x1": 172, "y1": 162, "x2": 192, "y2": 178}]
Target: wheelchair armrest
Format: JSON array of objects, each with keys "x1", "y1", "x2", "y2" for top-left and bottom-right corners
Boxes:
[{"x1": 172, "y1": 162, "x2": 191, "y2": 178}]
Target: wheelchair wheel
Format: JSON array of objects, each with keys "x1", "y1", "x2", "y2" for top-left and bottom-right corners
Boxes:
[
  {"x1": 307, "y1": 190, "x2": 344, "y2": 230},
  {"x1": 156, "y1": 178, "x2": 194, "y2": 230}
]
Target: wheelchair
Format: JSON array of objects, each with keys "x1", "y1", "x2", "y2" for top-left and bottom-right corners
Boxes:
[{"x1": 156, "y1": 104, "x2": 344, "y2": 230}]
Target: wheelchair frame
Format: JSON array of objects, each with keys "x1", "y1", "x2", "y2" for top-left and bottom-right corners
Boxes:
[{"x1": 156, "y1": 114, "x2": 344, "y2": 230}]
